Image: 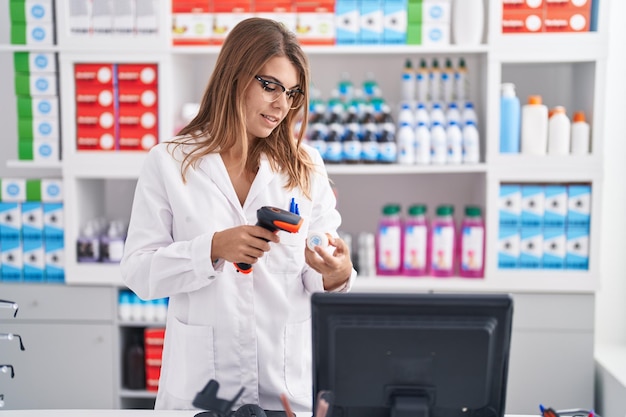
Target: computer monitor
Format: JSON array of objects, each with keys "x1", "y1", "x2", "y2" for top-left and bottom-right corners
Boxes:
[{"x1": 311, "y1": 292, "x2": 513, "y2": 417}]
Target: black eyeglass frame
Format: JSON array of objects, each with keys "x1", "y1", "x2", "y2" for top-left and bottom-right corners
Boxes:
[
  {"x1": 0, "y1": 365, "x2": 15, "y2": 379},
  {"x1": 0, "y1": 299, "x2": 18, "y2": 318},
  {"x1": 0, "y1": 333, "x2": 25, "y2": 351},
  {"x1": 254, "y1": 75, "x2": 305, "y2": 109}
]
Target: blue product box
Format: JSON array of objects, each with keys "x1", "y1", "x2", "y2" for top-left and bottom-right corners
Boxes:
[
  {"x1": 497, "y1": 226, "x2": 520, "y2": 269},
  {"x1": 23, "y1": 237, "x2": 45, "y2": 282},
  {"x1": 544, "y1": 185, "x2": 567, "y2": 227},
  {"x1": 566, "y1": 225, "x2": 590, "y2": 270},
  {"x1": 519, "y1": 227, "x2": 543, "y2": 269},
  {"x1": 1, "y1": 237, "x2": 23, "y2": 282},
  {"x1": 44, "y1": 236, "x2": 65, "y2": 283},
  {"x1": 499, "y1": 184, "x2": 521, "y2": 227},
  {"x1": 383, "y1": 0, "x2": 407, "y2": 44},
  {"x1": 542, "y1": 226, "x2": 566, "y2": 269},
  {"x1": 335, "y1": 0, "x2": 359, "y2": 44},
  {"x1": 521, "y1": 184, "x2": 545, "y2": 228},
  {"x1": 359, "y1": 0, "x2": 383, "y2": 44},
  {"x1": 43, "y1": 202, "x2": 64, "y2": 240},
  {"x1": 567, "y1": 184, "x2": 591, "y2": 227},
  {"x1": 21, "y1": 201, "x2": 43, "y2": 240},
  {"x1": 0, "y1": 202, "x2": 22, "y2": 240}
]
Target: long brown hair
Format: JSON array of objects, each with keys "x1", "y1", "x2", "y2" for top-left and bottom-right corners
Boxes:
[{"x1": 171, "y1": 18, "x2": 316, "y2": 198}]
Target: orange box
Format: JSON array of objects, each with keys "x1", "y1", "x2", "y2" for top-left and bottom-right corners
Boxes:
[
  {"x1": 294, "y1": 0, "x2": 335, "y2": 45},
  {"x1": 545, "y1": 0, "x2": 591, "y2": 11},
  {"x1": 502, "y1": 9, "x2": 545, "y2": 33},
  {"x1": 117, "y1": 64, "x2": 158, "y2": 86},
  {"x1": 172, "y1": 0, "x2": 213, "y2": 46},
  {"x1": 76, "y1": 125, "x2": 116, "y2": 151},
  {"x1": 502, "y1": 0, "x2": 545, "y2": 11},
  {"x1": 544, "y1": 8, "x2": 590, "y2": 32},
  {"x1": 75, "y1": 85, "x2": 115, "y2": 110},
  {"x1": 74, "y1": 63, "x2": 115, "y2": 87}
]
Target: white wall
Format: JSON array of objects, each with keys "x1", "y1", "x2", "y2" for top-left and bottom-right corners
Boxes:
[{"x1": 596, "y1": 0, "x2": 626, "y2": 345}]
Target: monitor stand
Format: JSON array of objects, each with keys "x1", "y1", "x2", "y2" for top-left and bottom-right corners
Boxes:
[{"x1": 391, "y1": 396, "x2": 429, "y2": 417}]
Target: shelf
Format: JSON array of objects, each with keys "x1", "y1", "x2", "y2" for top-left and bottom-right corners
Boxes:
[
  {"x1": 62, "y1": 152, "x2": 149, "y2": 179},
  {"x1": 488, "y1": 155, "x2": 602, "y2": 181},
  {"x1": 326, "y1": 163, "x2": 488, "y2": 175},
  {"x1": 64, "y1": 262, "x2": 124, "y2": 286},
  {"x1": 119, "y1": 389, "x2": 157, "y2": 399},
  {"x1": 6, "y1": 159, "x2": 63, "y2": 171}
]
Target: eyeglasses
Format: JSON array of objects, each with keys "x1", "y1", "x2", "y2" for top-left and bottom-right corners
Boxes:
[
  {"x1": 254, "y1": 76, "x2": 304, "y2": 109},
  {"x1": 0, "y1": 365, "x2": 15, "y2": 379},
  {"x1": 0, "y1": 299, "x2": 18, "y2": 318},
  {"x1": 0, "y1": 333, "x2": 25, "y2": 351},
  {"x1": 540, "y1": 405, "x2": 599, "y2": 417}
]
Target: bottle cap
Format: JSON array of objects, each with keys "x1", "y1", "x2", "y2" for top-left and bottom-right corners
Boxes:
[
  {"x1": 573, "y1": 111, "x2": 586, "y2": 122},
  {"x1": 465, "y1": 206, "x2": 482, "y2": 217},
  {"x1": 383, "y1": 204, "x2": 401, "y2": 215},
  {"x1": 408, "y1": 205, "x2": 427, "y2": 216},
  {"x1": 528, "y1": 95, "x2": 542, "y2": 105},
  {"x1": 436, "y1": 205, "x2": 454, "y2": 216},
  {"x1": 551, "y1": 106, "x2": 566, "y2": 116}
]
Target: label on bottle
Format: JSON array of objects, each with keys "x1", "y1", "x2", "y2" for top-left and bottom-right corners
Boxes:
[
  {"x1": 461, "y1": 225, "x2": 484, "y2": 271},
  {"x1": 378, "y1": 225, "x2": 401, "y2": 271},
  {"x1": 431, "y1": 224, "x2": 454, "y2": 271},
  {"x1": 404, "y1": 224, "x2": 427, "y2": 270}
]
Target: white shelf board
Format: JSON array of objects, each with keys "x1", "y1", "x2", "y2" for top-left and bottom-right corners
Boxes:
[
  {"x1": 488, "y1": 155, "x2": 603, "y2": 181},
  {"x1": 6, "y1": 159, "x2": 63, "y2": 170},
  {"x1": 595, "y1": 343, "x2": 626, "y2": 388},
  {"x1": 0, "y1": 44, "x2": 60, "y2": 52},
  {"x1": 64, "y1": 262, "x2": 125, "y2": 286},
  {"x1": 492, "y1": 32, "x2": 608, "y2": 63},
  {"x1": 326, "y1": 163, "x2": 488, "y2": 175},
  {"x1": 119, "y1": 389, "x2": 157, "y2": 399},
  {"x1": 62, "y1": 152, "x2": 149, "y2": 179}
]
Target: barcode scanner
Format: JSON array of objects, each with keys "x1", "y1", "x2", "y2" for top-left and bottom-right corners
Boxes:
[{"x1": 234, "y1": 206, "x2": 303, "y2": 274}]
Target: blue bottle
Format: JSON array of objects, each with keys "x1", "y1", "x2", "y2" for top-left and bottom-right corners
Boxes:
[{"x1": 500, "y1": 83, "x2": 521, "y2": 153}]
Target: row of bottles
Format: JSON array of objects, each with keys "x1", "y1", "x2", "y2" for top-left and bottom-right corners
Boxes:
[
  {"x1": 401, "y1": 57, "x2": 470, "y2": 104},
  {"x1": 499, "y1": 83, "x2": 591, "y2": 155},
  {"x1": 376, "y1": 204, "x2": 485, "y2": 278}
]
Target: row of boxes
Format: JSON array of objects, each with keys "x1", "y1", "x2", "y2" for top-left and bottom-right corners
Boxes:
[
  {"x1": 502, "y1": 0, "x2": 594, "y2": 33},
  {"x1": 172, "y1": 0, "x2": 452, "y2": 46},
  {"x1": 13, "y1": 51, "x2": 61, "y2": 162},
  {"x1": 9, "y1": 0, "x2": 56, "y2": 45},
  {"x1": 75, "y1": 63, "x2": 159, "y2": 151},
  {"x1": 144, "y1": 328, "x2": 165, "y2": 392},
  {"x1": 66, "y1": 0, "x2": 159, "y2": 37},
  {"x1": 0, "y1": 179, "x2": 64, "y2": 283}
]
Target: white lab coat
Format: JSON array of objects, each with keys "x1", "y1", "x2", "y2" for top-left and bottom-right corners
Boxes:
[{"x1": 120, "y1": 141, "x2": 355, "y2": 412}]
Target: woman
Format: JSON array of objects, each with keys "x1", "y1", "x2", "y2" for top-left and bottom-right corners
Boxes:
[{"x1": 120, "y1": 17, "x2": 355, "y2": 413}]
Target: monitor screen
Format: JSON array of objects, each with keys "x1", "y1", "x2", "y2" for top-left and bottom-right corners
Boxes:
[{"x1": 311, "y1": 292, "x2": 513, "y2": 417}]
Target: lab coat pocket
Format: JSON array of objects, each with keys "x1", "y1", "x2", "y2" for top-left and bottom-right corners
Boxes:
[
  {"x1": 266, "y1": 232, "x2": 305, "y2": 274},
  {"x1": 166, "y1": 317, "x2": 216, "y2": 401},
  {"x1": 284, "y1": 318, "x2": 312, "y2": 398}
]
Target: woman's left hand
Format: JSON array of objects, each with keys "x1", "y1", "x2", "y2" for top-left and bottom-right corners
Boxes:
[{"x1": 304, "y1": 235, "x2": 353, "y2": 291}]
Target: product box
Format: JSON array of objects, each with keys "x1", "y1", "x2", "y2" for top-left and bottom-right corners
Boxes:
[
  {"x1": 21, "y1": 201, "x2": 43, "y2": 240},
  {"x1": 359, "y1": 0, "x2": 384, "y2": 44},
  {"x1": 211, "y1": 1, "x2": 254, "y2": 45},
  {"x1": 172, "y1": 0, "x2": 213, "y2": 45},
  {"x1": 1, "y1": 179, "x2": 27, "y2": 202},
  {"x1": 23, "y1": 237, "x2": 45, "y2": 282},
  {"x1": 519, "y1": 226, "x2": 543, "y2": 269},
  {"x1": 383, "y1": 0, "x2": 408, "y2": 44},
  {"x1": 44, "y1": 236, "x2": 64, "y2": 282},
  {"x1": 567, "y1": 184, "x2": 591, "y2": 227},
  {"x1": 542, "y1": 226, "x2": 566, "y2": 269},
  {"x1": 11, "y1": 23, "x2": 55, "y2": 45},
  {"x1": 76, "y1": 105, "x2": 116, "y2": 130},
  {"x1": 422, "y1": 0, "x2": 451, "y2": 23},
  {"x1": 255, "y1": 0, "x2": 297, "y2": 33},
  {"x1": 13, "y1": 51, "x2": 57, "y2": 73},
  {"x1": 421, "y1": 22, "x2": 450, "y2": 45},
  {"x1": 335, "y1": 0, "x2": 359, "y2": 44},
  {"x1": 14, "y1": 73, "x2": 58, "y2": 96},
  {"x1": 295, "y1": 0, "x2": 336, "y2": 45},
  {"x1": 135, "y1": 0, "x2": 159, "y2": 35},
  {"x1": 499, "y1": 184, "x2": 522, "y2": 227},
  {"x1": 544, "y1": 8, "x2": 590, "y2": 32},
  {"x1": 75, "y1": 85, "x2": 115, "y2": 110},
  {"x1": 117, "y1": 64, "x2": 158, "y2": 86},
  {"x1": 18, "y1": 138, "x2": 60, "y2": 162},
  {"x1": 501, "y1": 0, "x2": 545, "y2": 11},
  {"x1": 501, "y1": 9, "x2": 545, "y2": 33},
  {"x1": 25, "y1": 178, "x2": 63, "y2": 202},
  {"x1": 74, "y1": 63, "x2": 115, "y2": 87},
  {"x1": 112, "y1": 0, "x2": 134, "y2": 35},
  {"x1": 17, "y1": 96, "x2": 59, "y2": 119},
  {"x1": 92, "y1": 0, "x2": 113, "y2": 35},
  {"x1": 497, "y1": 226, "x2": 520, "y2": 269},
  {"x1": 43, "y1": 202, "x2": 64, "y2": 240},
  {"x1": 18, "y1": 117, "x2": 59, "y2": 141},
  {"x1": 0, "y1": 202, "x2": 22, "y2": 239},
  {"x1": 544, "y1": 184, "x2": 567, "y2": 227},
  {"x1": 76, "y1": 126, "x2": 116, "y2": 151},
  {"x1": 9, "y1": 0, "x2": 55, "y2": 23},
  {"x1": 67, "y1": 0, "x2": 90, "y2": 36},
  {"x1": 566, "y1": 225, "x2": 589, "y2": 270},
  {"x1": 521, "y1": 184, "x2": 544, "y2": 227},
  {"x1": 118, "y1": 130, "x2": 158, "y2": 151},
  {"x1": 0, "y1": 237, "x2": 23, "y2": 282}
]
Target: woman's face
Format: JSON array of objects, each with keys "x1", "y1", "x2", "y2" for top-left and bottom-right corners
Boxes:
[{"x1": 244, "y1": 56, "x2": 301, "y2": 141}]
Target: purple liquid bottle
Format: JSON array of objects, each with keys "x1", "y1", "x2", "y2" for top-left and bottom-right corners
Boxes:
[
  {"x1": 376, "y1": 204, "x2": 403, "y2": 276},
  {"x1": 402, "y1": 204, "x2": 429, "y2": 276},
  {"x1": 430, "y1": 205, "x2": 456, "y2": 277},
  {"x1": 459, "y1": 205, "x2": 485, "y2": 278}
]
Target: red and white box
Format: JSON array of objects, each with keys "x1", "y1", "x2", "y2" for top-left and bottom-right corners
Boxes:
[
  {"x1": 544, "y1": 0, "x2": 591, "y2": 32},
  {"x1": 171, "y1": 0, "x2": 214, "y2": 46},
  {"x1": 74, "y1": 63, "x2": 115, "y2": 87},
  {"x1": 117, "y1": 64, "x2": 158, "y2": 87},
  {"x1": 211, "y1": 1, "x2": 254, "y2": 45},
  {"x1": 502, "y1": 9, "x2": 545, "y2": 33},
  {"x1": 502, "y1": 0, "x2": 545, "y2": 11},
  {"x1": 294, "y1": 0, "x2": 336, "y2": 45}
]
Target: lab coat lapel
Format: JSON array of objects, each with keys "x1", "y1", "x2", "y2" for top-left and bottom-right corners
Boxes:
[
  {"x1": 197, "y1": 153, "x2": 243, "y2": 213},
  {"x1": 244, "y1": 155, "x2": 275, "y2": 210}
]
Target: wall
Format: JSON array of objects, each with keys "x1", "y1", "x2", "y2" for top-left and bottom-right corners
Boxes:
[{"x1": 596, "y1": 0, "x2": 626, "y2": 346}]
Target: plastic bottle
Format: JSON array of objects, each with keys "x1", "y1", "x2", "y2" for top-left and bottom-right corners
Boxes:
[
  {"x1": 521, "y1": 95, "x2": 549, "y2": 155},
  {"x1": 342, "y1": 115, "x2": 362, "y2": 163},
  {"x1": 459, "y1": 206, "x2": 485, "y2": 278},
  {"x1": 429, "y1": 58, "x2": 441, "y2": 103},
  {"x1": 415, "y1": 102, "x2": 431, "y2": 127},
  {"x1": 124, "y1": 332, "x2": 146, "y2": 390},
  {"x1": 376, "y1": 204, "x2": 403, "y2": 276},
  {"x1": 360, "y1": 114, "x2": 379, "y2": 163},
  {"x1": 570, "y1": 111, "x2": 590, "y2": 155},
  {"x1": 363, "y1": 71, "x2": 380, "y2": 101},
  {"x1": 77, "y1": 220, "x2": 101, "y2": 262},
  {"x1": 416, "y1": 58, "x2": 429, "y2": 103},
  {"x1": 446, "y1": 102, "x2": 461, "y2": 126},
  {"x1": 462, "y1": 120, "x2": 480, "y2": 164},
  {"x1": 442, "y1": 58, "x2": 455, "y2": 103},
  {"x1": 337, "y1": 71, "x2": 354, "y2": 103},
  {"x1": 454, "y1": 58, "x2": 468, "y2": 102},
  {"x1": 403, "y1": 204, "x2": 429, "y2": 276},
  {"x1": 446, "y1": 121, "x2": 463, "y2": 164},
  {"x1": 499, "y1": 83, "x2": 521, "y2": 154},
  {"x1": 452, "y1": 0, "x2": 484, "y2": 46},
  {"x1": 430, "y1": 102, "x2": 446, "y2": 126},
  {"x1": 397, "y1": 122, "x2": 416, "y2": 165},
  {"x1": 401, "y1": 59, "x2": 416, "y2": 102},
  {"x1": 100, "y1": 220, "x2": 126, "y2": 263},
  {"x1": 397, "y1": 102, "x2": 415, "y2": 126},
  {"x1": 430, "y1": 121, "x2": 447, "y2": 165},
  {"x1": 415, "y1": 121, "x2": 431, "y2": 165},
  {"x1": 547, "y1": 106, "x2": 571, "y2": 155},
  {"x1": 377, "y1": 114, "x2": 397, "y2": 163},
  {"x1": 461, "y1": 101, "x2": 478, "y2": 126},
  {"x1": 430, "y1": 205, "x2": 456, "y2": 277}
]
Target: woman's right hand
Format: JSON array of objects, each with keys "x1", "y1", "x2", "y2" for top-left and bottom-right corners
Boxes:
[{"x1": 211, "y1": 225, "x2": 280, "y2": 265}]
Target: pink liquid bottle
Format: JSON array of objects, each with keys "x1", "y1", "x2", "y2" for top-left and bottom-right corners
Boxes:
[
  {"x1": 376, "y1": 204, "x2": 403, "y2": 276},
  {"x1": 430, "y1": 205, "x2": 456, "y2": 277},
  {"x1": 459, "y1": 205, "x2": 485, "y2": 278},
  {"x1": 402, "y1": 204, "x2": 429, "y2": 276}
]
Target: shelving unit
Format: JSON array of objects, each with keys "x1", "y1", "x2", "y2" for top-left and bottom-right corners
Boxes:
[{"x1": 0, "y1": 0, "x2": 609, "y2": 413}]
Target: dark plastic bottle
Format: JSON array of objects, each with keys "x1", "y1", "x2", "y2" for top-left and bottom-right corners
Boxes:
[{"x1": 124, "y1": 332, "x2": 146, "y2": 390}]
